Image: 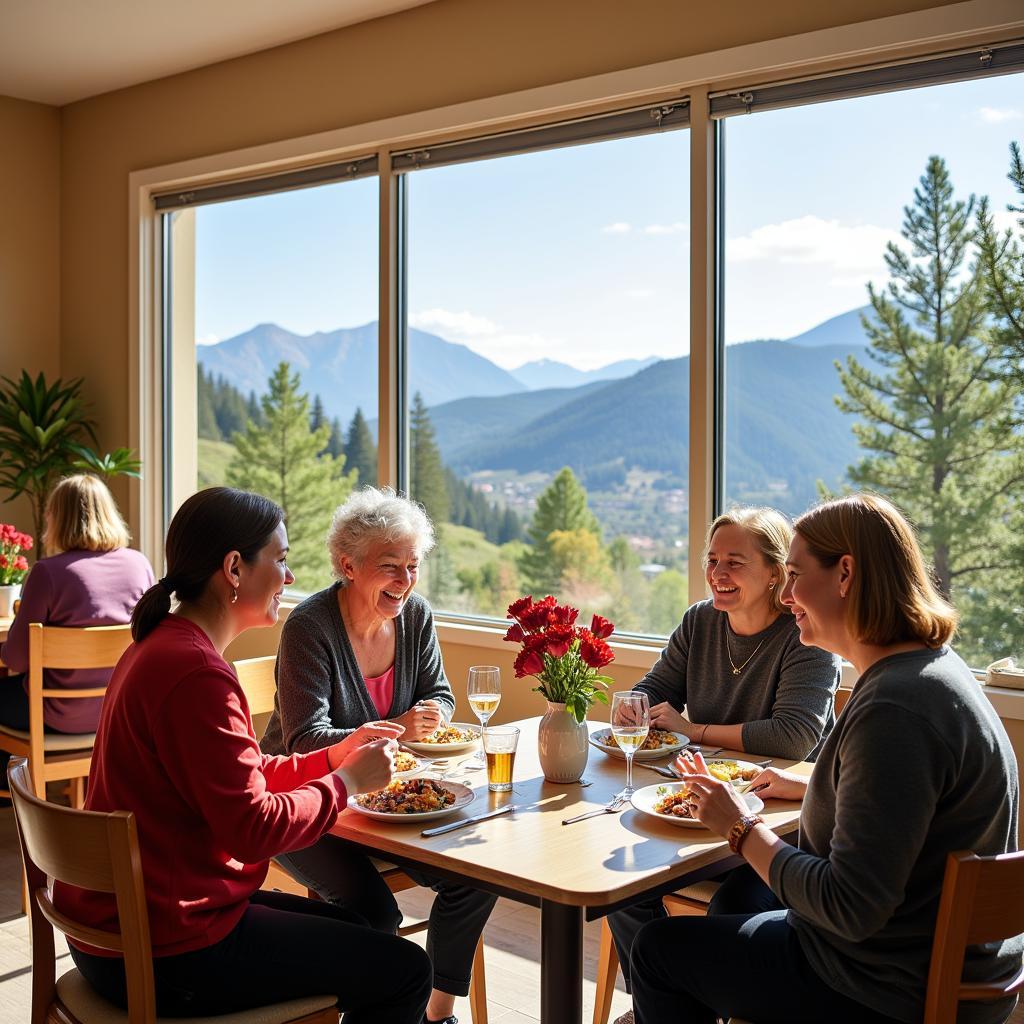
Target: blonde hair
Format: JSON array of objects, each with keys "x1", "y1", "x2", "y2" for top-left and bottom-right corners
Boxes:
[
  {"x1": 794, "y1": 493, "x2": 957, "y2": 648},
  {"x1": 704, "y1": 506, "x2": 792, "y2": 614},
  {"x1": 43, "y1": 474, "x2": 130, "y2": 555},
  {"x1": 327, "y1": 486, "x2": 434, "y2": 584}
]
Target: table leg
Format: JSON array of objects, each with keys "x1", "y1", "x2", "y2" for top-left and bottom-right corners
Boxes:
[{"x1": 541, "y1": 899, "x2": 583, "y2": 1023}]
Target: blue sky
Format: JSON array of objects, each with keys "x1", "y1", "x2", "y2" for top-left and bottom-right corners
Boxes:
[{"x1": 195, "y1": 72, "x2": 1023, "y2": 370}]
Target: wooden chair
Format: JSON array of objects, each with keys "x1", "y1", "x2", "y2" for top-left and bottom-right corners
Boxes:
[
  {"x1": 0, "y1": 623, "x2": 132, "y2": 806},
  {"x1": 235, "y1": 655, "x2": 489, "y2": 1024},
  {"x1": 8, "y1": 757, "x2": 338, "y2": 1024}
]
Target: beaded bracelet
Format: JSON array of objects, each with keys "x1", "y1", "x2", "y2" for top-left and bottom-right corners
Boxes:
[{"x1": 727, "y1": 813, "x2": 764, "y2": 854}]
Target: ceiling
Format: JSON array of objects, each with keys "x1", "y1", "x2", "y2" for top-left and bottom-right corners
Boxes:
[{"x1": 0, "y1": 0, "x2": 440, "y2": 106}]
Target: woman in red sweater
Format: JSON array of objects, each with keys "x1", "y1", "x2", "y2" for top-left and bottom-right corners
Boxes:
[{"x1": 54, "y1": 487, "x2": 432, "y2": 1022}]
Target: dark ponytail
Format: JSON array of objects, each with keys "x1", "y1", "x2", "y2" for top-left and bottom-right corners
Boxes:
[{"x1": 131, "y1": 487, "x2": 284, "y2": 642}]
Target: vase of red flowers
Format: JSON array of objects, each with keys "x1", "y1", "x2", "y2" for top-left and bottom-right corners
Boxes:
[
  {"x1": 0, "y1": 524, "x2": 33, "y2": 617},
  {"x1": 504, "y1": 595, "x2": 615, "y2": 783}
]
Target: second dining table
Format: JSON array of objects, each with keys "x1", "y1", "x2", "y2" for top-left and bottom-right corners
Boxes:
[{"x1": 330, "y1": 716, "x2": 809, "y2": 1023}]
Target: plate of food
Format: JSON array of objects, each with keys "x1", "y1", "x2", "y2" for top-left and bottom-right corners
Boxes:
[
  {"x1": 631, "y1": 782, "x2": 764, "y2": 829},
  {"x1": 348, "y1": 779, "x2": 475, "y2": 823},
  {"x1": 704, "y1": 759, "x2": 763, "y2": 789},
  {"x1": 391, "y1": 749, "x2": 430, "y2": 778},
  {"x1": 402, "y1": 723, "x2": 482, "y2": 755},
  {"x1": 588, "y1": 727, "x2": 689, "y2": 761}
]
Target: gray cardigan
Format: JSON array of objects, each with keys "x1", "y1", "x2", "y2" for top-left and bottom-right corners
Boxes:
[
  {"x1": 637, "y1": 599, "x2": 840, "y2": 760},
  {"x1": 771, "y1": 646, "x2": 1021, "y2": 1023},
  {"x1": 260, "y1": 585, "x2": 456, "y2": 755}
]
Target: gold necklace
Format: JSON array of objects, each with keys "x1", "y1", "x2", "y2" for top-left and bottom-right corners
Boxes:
[{"x1": 725, "y1": 631, "x2": 767, "y2": 675}]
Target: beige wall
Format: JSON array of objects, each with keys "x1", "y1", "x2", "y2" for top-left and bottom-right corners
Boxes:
[{"x1": 0, "y1": 95, "x2": 61, "y2": 543}]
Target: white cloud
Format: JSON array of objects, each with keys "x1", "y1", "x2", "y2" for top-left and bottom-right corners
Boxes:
[
  {"x1": 409, "y1": 308, "x2": 498, "y2": 338},
  {"x1": 727, "y1": 215, "x2": 900, "y2": 274},
  {"x1": 979, "y1": 106, "x2": 1022, "y2": 124},
  {"x1": 643, "y1": 222, "x2": 688, "y2": 235},
  {"x1": 601, "y1": 221, "x2": 632, "y2": 234},
  {"x1": 196, "y1": 333, "x2": 221, "y2": 346}
]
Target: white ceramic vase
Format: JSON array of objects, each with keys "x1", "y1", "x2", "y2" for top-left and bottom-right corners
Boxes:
[
  {"x1": 537, "y1": 700, "x2": 589, "y2": 783},
  {"x1": 0, "y1": 584, "x2": 20, "y2": 618}
]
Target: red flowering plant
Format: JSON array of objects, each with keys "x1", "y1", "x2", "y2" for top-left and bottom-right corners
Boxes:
[
  {"x1": 0, "y1": 524, "x2": 33, "y2": 586},
  {"x1": 504, "y1": 595, "x2": 616, "y2": 723}
]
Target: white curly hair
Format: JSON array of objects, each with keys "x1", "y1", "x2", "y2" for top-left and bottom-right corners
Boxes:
[{"x1": 327, "y1": 486, "x2": 435, "y2": 583}]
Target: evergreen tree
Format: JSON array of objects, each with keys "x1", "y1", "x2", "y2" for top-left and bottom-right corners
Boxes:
[
  {"x1": 310, "y1": 395, "x2": 326, "y2": 434},
  {"x1": 226, "y1": 361, "x2": 356, "y2": 589},
  {"x1": 196, "y1": 366, "x2": 220, "y2": 440},
  {"x1": 519, "y1": 467, "x2": 601, "y2": 594},
  {"x1": 499, "y1": 506, "x2": 522, "y2": 545},
  {"x1": 835, "y1": 156, "x2": 1024, "y2": 658},
  {"x1": 326, "y1": 417, "x2": 345, "y2": 459},
  {"x1": 247, "y1": 391, "x2": 264, "y2": 428},
  {"x1": 344, "y1": 408, "x2": 378, "y2": 486},
  {"x1": 409, "y1": 393, "x2": 449, "y2": 525}
]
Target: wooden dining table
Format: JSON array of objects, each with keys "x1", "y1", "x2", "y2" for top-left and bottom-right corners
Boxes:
[{"x1": 330, "y1": 716, "x2": 809, "y2": 1023}]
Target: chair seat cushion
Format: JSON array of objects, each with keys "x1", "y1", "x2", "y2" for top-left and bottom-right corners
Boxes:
[
  {"x1": 56, "y1": 968, "x2": 337, "y2": 1023},
  {"x1": 0, "y1": 724, "x2": 95, "y2": 752}
]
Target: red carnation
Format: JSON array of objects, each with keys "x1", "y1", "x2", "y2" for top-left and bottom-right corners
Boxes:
[
  {"x1": 0, "y1": 555, "x2": 8, "y2": 569},
  {"x1": 590, "y1": 614, "x2": 614, "y2": 639},
  {"x1": 520, "y1": 603, "x2": 554, "y2": 631},
  {"x1": 18, "y1": 532, "x2": 33, "y2": 551},
  {"x1": 514, "y1": 646, "x2": 545, "y2": 678},
  {"x1": 579, "y1": 630, "x2": 613, "y2": 669},
  {"x1": 14, "y1": 556, "x2": 28, "y2": 571},
  {"x1": 549, "y1": 603, "x2": 579, "y2": 626},
  {"x1": 545, "y1": 624, "x2": 576, "y2": 658},
  {"x1": 507, "y1": 596, "x2": 534, "y2": 621},
  {"x1": 504, "y1": 622, "x2": 526, "y2": 643}
]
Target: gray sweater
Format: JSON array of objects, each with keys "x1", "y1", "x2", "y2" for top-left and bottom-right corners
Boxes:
[
  {"x1": 637, "y1": 599, "x2": 840, "y2": 760},
  {"x1": 771, "y1": 647, "x2": 1021, "y2": 1023},
  {"x1": 260, "y1": 586, "x2": 456, "y2": 755}
]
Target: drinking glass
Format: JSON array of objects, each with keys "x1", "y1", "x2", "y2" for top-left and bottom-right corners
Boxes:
[
  {"x1": 611, "y1": 690, "x2": 650, "y2": 797},
  {"x1": 467, "y1": 665, "x2": 501, "y2": 766},
  {"x1": 482, "y1": 725, "x2": 519, "y2": 792}
]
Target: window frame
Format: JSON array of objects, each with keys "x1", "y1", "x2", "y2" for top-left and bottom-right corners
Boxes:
[{"x1": 129, "y1": 5, "x2": 1024, "y2": 644}]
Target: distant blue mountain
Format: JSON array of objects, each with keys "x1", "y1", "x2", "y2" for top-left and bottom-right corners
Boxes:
[
  {"x1": 197, "y1": 321, "x2": 525, "y2": 426},
  {"x1": 510, "y1": 355, "x2": 660, "y2": 390},
  {"x1": 782, "y1": 306, "x2": 878, "y2": 348}
]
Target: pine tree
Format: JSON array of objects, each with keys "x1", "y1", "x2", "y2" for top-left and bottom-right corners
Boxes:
[
  {"x1": 326, "y1": 417, "x2": 344, "y2": 459},
  {"x1": 519, "y1": 467, "x2": 601, "y2": 594},
  {"x1": 310, "y1": 395, "x2": 326, "y2": 433},
  {"x1": 835, "y1": 156, "x2": 1024, "y2": 660},
  {"x1": 409, "y1": 393, "x2": 448, "y2": 525},
  {"x1": 226, "y1": 361, "x2": 356, "y2": 589},
  {"x1": 247, "y1": 391, "x2": 264, "y2": 428},
  {"x1": 344, "y1": 408, "x2": 378, "y2": 486},
  {"x1": 196, "y1": 366, "x2": 220, "y2": 440},
  {"x1": 498, "y1": 506, "x2": 522, "y2": 545}
]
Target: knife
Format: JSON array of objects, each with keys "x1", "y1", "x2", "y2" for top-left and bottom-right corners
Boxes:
[{"x1": 421, "y1": 804, "x2": 517, "y2": 837}]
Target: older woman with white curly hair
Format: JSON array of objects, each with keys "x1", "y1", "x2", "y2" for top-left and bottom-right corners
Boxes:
[{"x1": 261, "y1": 486, "x2": 496, "y2": 1024}]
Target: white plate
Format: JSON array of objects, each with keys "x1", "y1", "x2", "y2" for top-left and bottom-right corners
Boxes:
[
  {"x1": 391, "y1": 752, "x2": 431, "y2": 779},
  {"x1": 589, "y1": 728, "x2": 689, "y2": 762},
  {"x1": 402, "y1": 722, "x2": 482, "y2": 755},
  {"x1": 630, "y1": 782, "x2": 764, "y2": 829},
  {"x1": 347, "y1": 781, "x2": 475, "y2": 823}
]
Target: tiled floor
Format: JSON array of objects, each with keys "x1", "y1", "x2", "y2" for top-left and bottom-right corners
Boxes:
[{"x1": 0, "y1": 805, "x2": 631, "y2": 1023}]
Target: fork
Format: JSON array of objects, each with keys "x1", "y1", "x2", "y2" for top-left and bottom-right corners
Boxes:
[
  {"x1": 636, "y1": 762, "x2": 681, "y2": 780},
  {"x1": 562, "y1": 794, "x2": 627, "y2": 825}
]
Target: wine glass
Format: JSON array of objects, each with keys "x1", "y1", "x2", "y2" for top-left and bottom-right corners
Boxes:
[
  {"x1": 467, "y1": 665, "x2": 501, "y2": 766},
  {"x1": 611, "y1": 690, "x2": 650, "y2": 798}
]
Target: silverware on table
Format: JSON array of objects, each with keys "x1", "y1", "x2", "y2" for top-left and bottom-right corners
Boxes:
[
  {"x1": 636, "y1": 762, "x2": 680, "y2": 780},
  {"x1": 562, "y1": 794, "x2": 628, "y2": 825},
  {"x1": 421, "y1": 804, "x2": 517, "y2": 837}
]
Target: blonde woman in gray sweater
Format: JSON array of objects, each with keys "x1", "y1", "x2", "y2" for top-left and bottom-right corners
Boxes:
[{"x1": 630, "y1": 494, "x2": 1020, "y2": 1024}]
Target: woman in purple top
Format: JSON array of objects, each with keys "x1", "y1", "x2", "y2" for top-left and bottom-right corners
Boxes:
[{"x1": 0, "y1": 474, "x2": 154, "y2": 737}]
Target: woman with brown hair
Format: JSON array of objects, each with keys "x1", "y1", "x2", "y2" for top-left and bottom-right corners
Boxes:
[
  {"x1": 0, "y1": 474, "x2": 154, "y2": 737},
  {"x1": 629, "y1": 493, "x2": 1021, "y2": 1024}
]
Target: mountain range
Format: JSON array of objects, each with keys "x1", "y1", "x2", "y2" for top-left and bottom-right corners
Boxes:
[{"x1": 198, "y1": 307, "x2": 878, "y2": 513}]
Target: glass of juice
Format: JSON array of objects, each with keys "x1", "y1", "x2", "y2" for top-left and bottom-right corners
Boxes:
[{"x1": 482, "y1": 725, "x2": 519, "y2": 793}]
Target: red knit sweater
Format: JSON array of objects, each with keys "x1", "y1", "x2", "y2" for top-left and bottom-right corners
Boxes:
[{"x1": 53, "y1": 615, "x2": 347, "y2": 957}]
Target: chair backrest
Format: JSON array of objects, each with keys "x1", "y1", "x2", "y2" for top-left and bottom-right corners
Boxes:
[
  {"x1": 834, "y1": 687, "x2": 852, "y2": 714},
  {"x1": 924, "y1": 850, "x2": 1024, "y2": 1024},
  {"x1": 233, "y1": 655, "x2": 278, "y2": 717},
  {"x1": 8, "y1": 757, "x2": 157, "y2": 1024}
]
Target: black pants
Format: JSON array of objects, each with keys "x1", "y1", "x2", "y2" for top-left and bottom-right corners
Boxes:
[
  {"x1": 0, "y1": 674, "x2": 55, "y2": 788},
  {"x1": 629, "y1": 869, "x2": 902, "y2": 1024},
  {"x1": 70, "y1": 889, "x2": 432, "y2": 1022},
  {"x1": 278, "y1": 833, "x2": 497, "y2": 996},
  {"x1": 607, "y1": 866, "x2": 775, "y2": 991}
]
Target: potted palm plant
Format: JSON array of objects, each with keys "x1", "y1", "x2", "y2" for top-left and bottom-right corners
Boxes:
[{"x1": 0, "y1": 371, "x2": 141, "y2": 549}]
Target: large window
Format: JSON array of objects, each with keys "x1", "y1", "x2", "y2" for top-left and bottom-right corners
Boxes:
[
  {"x1": 401, "y1": 122, "x2": 691, "y2": 634},
  {"x1": 721, "y1": 71, "x2": 1024, "y2": 664},
  {"x1": 162, "y1": 173, "x2": 378, "y2": 594}
]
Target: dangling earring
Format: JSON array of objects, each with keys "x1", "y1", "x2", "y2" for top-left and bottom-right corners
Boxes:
[
  {"x1": 230, "y1": 586, "x2": 238, "y2": 605},
  {"x1": 768, "y1": 582, "x2": 776, "y2": 590}
]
